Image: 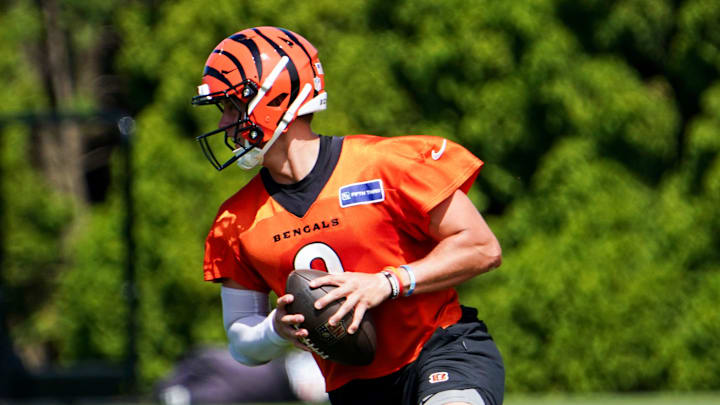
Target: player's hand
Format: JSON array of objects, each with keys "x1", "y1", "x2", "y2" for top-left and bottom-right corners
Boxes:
[
  {"x1": 309, "y1": 272, "x2": 392, "y2": 334},
  {"x1": 273, "y1": 294, "x2": 312, "y2": 351}
]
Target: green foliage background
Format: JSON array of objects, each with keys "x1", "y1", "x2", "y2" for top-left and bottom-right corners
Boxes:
[{"x1": 1, "y1": 0, "x2": 719, "y2": 393}]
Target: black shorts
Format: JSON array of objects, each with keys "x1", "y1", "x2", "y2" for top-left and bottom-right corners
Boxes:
[{"x1": 328, "y1": 306, "x2": 505, "y2": 405}]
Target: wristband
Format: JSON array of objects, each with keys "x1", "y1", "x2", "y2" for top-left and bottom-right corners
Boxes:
[
  {"x1": 399, "y1": 265, "x2": 416, "y2": 297},
  {"x1": 385, "y1": 266, "x2": 405, "y2": 297},
  {"x1": 381, "y1": 271, "x2": 400, "y2": 299}
]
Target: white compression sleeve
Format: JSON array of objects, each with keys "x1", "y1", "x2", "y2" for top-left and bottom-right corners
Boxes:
[{"x1": 221, "y1": 286, "x2": 287, "y2": 365}]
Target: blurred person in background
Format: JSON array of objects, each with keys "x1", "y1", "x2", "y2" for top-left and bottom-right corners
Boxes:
[
  {"x1": 155, "y1": 348, "x2": 327, "y2": 405},
  {"x1": 193, "y1": 26, "x2": 504, "y2": 405}
]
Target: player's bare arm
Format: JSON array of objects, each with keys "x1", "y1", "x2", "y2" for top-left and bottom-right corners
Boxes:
[
  {"x1": 410, "y1": 188, "x2": 502, "y2": 293},
  {"x1": 311, "y1": 189, "x2": 501, "y2": 334},
  {"x1": 221, "y1": 278, "x2": 311, "y2": 351}
]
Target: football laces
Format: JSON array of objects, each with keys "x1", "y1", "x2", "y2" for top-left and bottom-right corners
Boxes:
[
  {"x1": 300, "y1": 336, "x2": 329, "y2": 359},
  {"x1": 294, "y1": 325, "x2": 329, "y2": 359}
]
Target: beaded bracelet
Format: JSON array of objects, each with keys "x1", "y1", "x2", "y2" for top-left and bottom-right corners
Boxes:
[
  {"x1": 381, "y1": 271, "x2": 400, "y2": 299},
  {"x1": 385, "y1": 266, "x2": 405, "y2": 297}
]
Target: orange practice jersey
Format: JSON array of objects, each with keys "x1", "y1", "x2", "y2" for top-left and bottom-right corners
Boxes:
[{"x1": 203, "y1": 134, "x2": 483, "y2": 391}]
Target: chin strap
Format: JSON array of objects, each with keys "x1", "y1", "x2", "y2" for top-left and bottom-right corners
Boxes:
[{"x1": 235, "y1": 82, "x2": 314, "y2": 170}]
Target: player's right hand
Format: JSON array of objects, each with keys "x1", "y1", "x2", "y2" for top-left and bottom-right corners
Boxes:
[{"x1": 274, "y1": 294, "x2": 311, "y2": 351}]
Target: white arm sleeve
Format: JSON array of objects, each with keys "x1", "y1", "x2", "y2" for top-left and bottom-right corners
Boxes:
[{"x1": 221, "y1": 286, "x2": 287, "y2": 365}]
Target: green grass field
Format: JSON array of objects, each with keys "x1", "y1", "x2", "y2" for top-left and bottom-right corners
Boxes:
[
  {"x1": 132, "y1": 392, "x2": 720, "y2": 405},
  {"x1": 175, "y1": 393, "x2": 718, "y2": 405},
  {"x1": 269, "y1": 393, "x2": 719, "y2": 405},
  {"x1": 18, "y1": 392, "x2": 718, "y2": 405},
  {"x1": 505, "y1": 392, "x2": 720, "y2": 405},
  {"x1": 287, "y1": 393, "x2": 720, "y2": 405}
]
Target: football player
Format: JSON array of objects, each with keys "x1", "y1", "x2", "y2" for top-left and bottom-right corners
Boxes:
[{"x1": 194, "y1": 26, "x2": 505, "y2": 405}]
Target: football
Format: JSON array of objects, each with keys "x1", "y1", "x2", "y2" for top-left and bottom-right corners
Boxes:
[{"x1": 285, "y1": 269, "x2": 377, "y2": 366}]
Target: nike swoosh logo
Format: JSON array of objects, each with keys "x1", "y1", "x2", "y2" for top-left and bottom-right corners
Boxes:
[{"x1": 431, "y1": 139, "x2": 447, "y2": 160}]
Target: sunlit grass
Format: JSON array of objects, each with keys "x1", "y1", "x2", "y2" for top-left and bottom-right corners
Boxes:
[
  {"x1": 16, "y1": 392, "x2": 719, "y2": 405},
  {"x1": 506, "y1": 392, "x2": 720, "y2": 405}
]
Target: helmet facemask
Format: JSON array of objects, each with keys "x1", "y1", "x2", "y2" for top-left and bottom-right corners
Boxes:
[{"x1": 193, "y1": 80, "x2": 266, "y2": 171}]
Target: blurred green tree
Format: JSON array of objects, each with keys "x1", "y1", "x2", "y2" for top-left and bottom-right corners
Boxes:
[{"x1": 1, "y1": 0, "x2": 718, "y2": 393}]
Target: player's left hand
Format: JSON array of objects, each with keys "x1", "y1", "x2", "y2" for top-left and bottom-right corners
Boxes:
[
  {"x1": 274, "y1": 293, "x2": 312, "y2": 351},
  {"x1": 309, "y1": 272, "x2": 391, "y2": 334}
]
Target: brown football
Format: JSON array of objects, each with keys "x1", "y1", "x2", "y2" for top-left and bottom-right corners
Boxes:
[{"x1": 285, "y1": 269, "x2": 376, "y2": 366}]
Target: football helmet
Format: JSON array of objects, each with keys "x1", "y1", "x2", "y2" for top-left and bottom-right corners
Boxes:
[{"x1": 192, "y1": 26, "x2": 327, "y2": 170}]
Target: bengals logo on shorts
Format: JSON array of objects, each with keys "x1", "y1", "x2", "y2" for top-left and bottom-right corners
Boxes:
[{"x1": 428, "y1": 371, "x2": 449, "y2": 383}]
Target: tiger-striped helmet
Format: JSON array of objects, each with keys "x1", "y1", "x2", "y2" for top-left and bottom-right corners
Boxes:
[{"x1": 192, "y1": 27, "x2": 326, "y2": 170}]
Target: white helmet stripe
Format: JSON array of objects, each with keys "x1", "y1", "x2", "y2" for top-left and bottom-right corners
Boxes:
[{"x1": 247, "y1": 55, "x2": 289, "y2": 116}]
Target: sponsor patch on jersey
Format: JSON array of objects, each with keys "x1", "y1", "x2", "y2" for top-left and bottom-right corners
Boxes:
[
  {"x1": 339, "y1": 179, "x2": 385, "y2": 208},
  {"x1": 428, "y1": 371, "x2": 449, "y2": 384}
]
